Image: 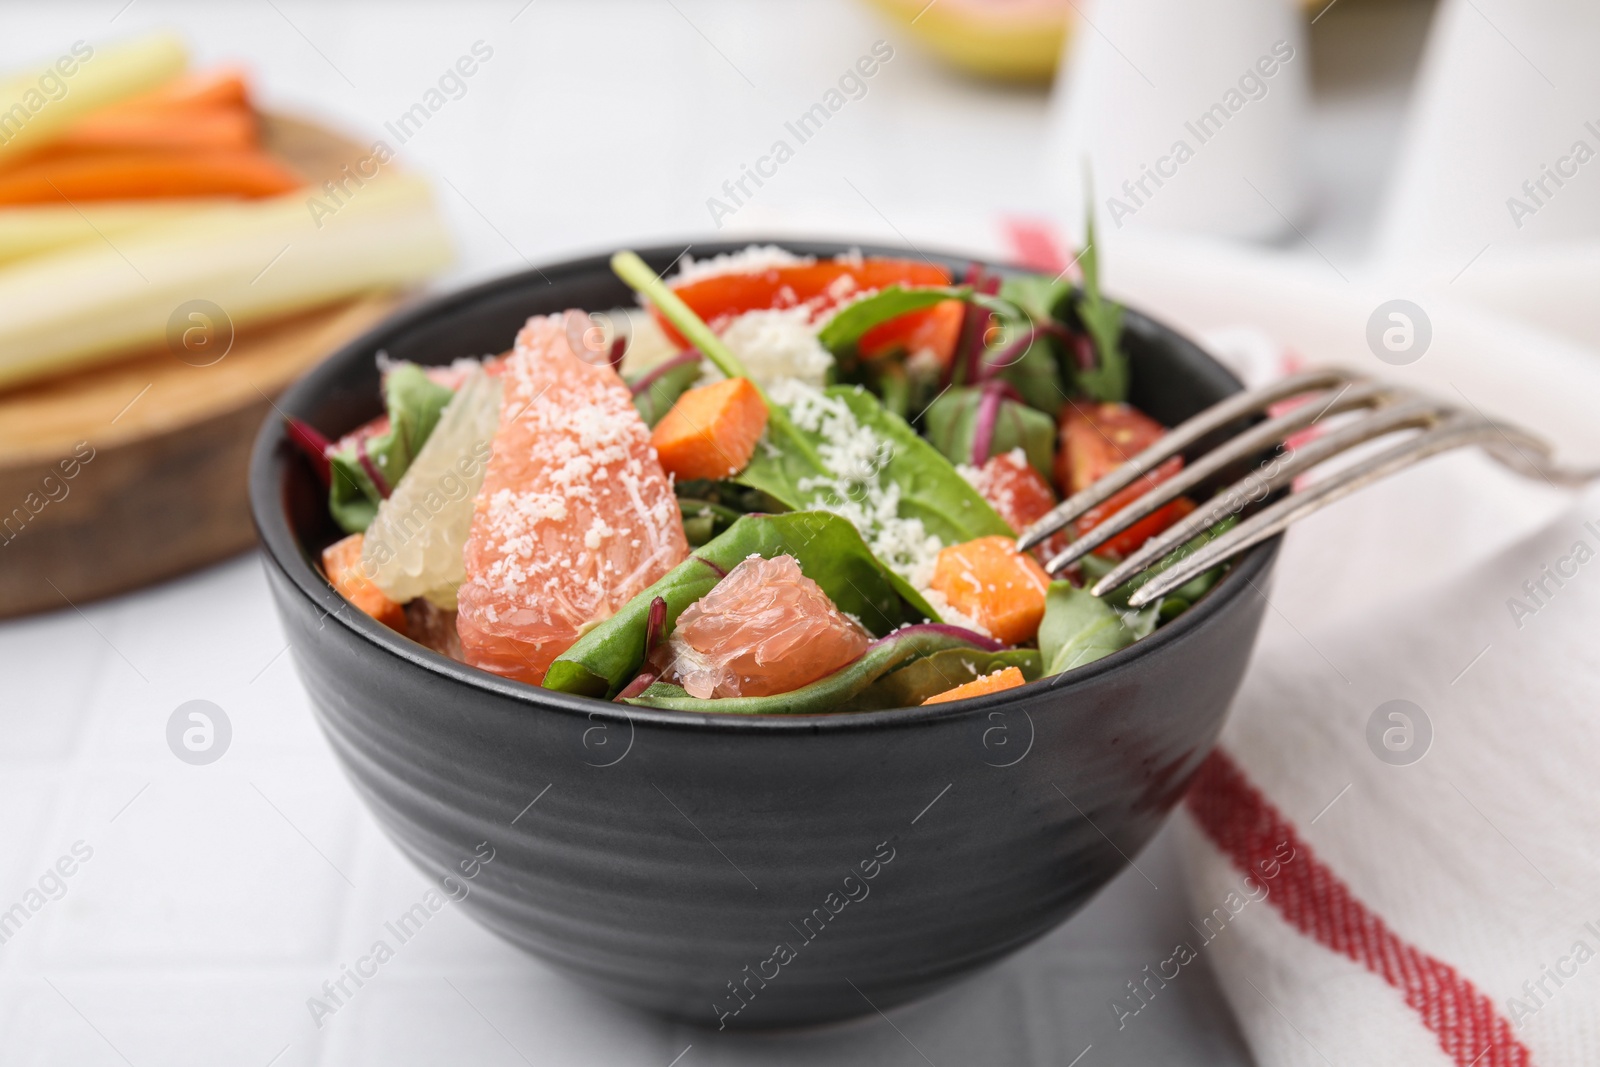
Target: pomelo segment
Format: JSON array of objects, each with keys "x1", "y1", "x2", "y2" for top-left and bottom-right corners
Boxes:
[
  {"x1": 456, "y1": 313, "x2": 689, "y2": 685},
  {"x1": 655, "y1": 553, "x2": 871, "y2": 699},
  {"x1": 363, "y1": 368, "x2": 501, "y2": 609}
]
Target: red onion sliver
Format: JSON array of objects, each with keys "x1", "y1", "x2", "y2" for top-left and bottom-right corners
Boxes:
[{"x1": 284, "y1": 417, "x2": 333, "y2": 489}]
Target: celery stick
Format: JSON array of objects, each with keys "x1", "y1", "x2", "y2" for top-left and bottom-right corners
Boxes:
[
  {"x1": 609, "y1": 250, "x2": 750, "y2": 381},
  {"x1": 0, "y1": 33, "x2": 187, "y2": 167},
  {"x1": 0, "y1": 199, "x2": 231, "y2": 265},
  {"x1": 0, "y1": 173, "x2": 452, "y2": 387}
]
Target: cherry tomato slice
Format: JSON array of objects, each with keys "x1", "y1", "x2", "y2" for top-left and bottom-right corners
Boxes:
[
  {"x1": 858, "y1": 299, "x2": 964, "y2": 365},
  {"x1": 1058, "y1": 402, "x2": 1193, "y2": 559},
  {"x1": 656, "y1": 257, "x2": 950, "y2": 347},
  {"x1": 1055, "y1": 401, "x2": 1167, "y2": 497}
]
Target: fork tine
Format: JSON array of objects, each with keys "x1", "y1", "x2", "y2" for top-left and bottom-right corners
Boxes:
[
  {"x1": 1043, "y1": 380, "x2": 1398, "y2": 573},
  {"x1": 1088, "y1": 397, "x2": 1450, "y2": 595},
  {"x1": 1124, "y1": 416, "x2": 1553, "y2": 607},
  {"x1": 1016, "y1": 367, "x2": 1359, "y2": 552}
]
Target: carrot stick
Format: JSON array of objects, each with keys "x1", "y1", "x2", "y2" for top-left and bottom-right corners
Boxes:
[
  {"x1": 0, "y1": 150, "x2": 302, "y2": 204},
  {"x1": 47, "y1": 107, "x2": 258, "y2": 153},
  {"x1": 112, "y1": 69, "x2": 251, "y2": 112}
]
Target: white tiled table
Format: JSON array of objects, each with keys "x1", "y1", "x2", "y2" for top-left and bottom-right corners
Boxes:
[{"x1": 0, "y1": 2, "x2": 1429, "y2": 1062}]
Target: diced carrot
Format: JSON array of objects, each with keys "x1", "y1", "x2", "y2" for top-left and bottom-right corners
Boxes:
[
  {"x1": 858, "y1": 298, "x2": 965, "y2": 365},
  {"x1": 656, "y1": 257, "x2": 951, "y2": 347},
  {"x1": 0, "y1": 150, "x2": 302, "y2": 205},
  {"x1": 969, "y1": 450, "x2": 1072, "y2": 561},
  {"x1": 928, "y1": 535, "x2": 1052, "y2": 644},
  {"x1": 650, "y1": 377, "x2": 769, "y2": 482},
  {"x1": 922, "y1": 666, "x2": 1027, "y2": 705},
  {"x1": 322, "y1": 533, "x2": 406, "y2": 632},
  {"x1": 51, "y1": 107, "x2": 259, "y2": 153}
]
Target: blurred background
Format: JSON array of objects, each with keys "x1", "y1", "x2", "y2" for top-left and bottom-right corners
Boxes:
[{"x1": 2, "y1": 1, "x2": 1596, "y2": 1064}]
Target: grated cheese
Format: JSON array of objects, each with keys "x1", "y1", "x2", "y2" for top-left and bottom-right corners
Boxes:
[
  {"x1": 699, "y1": 306, "x2": 834, "y2": 389},
  {"x1": 766, "y1": 378, "x2": 989, "y2": 635},
  {"x1": 670, "y1": 245, "x2": 813, "y2": 286}
]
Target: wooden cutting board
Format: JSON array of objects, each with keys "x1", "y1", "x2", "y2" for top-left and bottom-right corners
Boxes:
[{"x1": 0, "y1": 116, "x2": 406, "y2": 619}]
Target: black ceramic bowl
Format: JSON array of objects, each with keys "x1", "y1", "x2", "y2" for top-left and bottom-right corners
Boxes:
[{"x1": 250, "y1": 240, "x2": 1278, "y2": 1030}]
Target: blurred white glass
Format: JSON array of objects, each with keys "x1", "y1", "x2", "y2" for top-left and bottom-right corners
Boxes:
[
  {"x1": 1375, "y1": 0, "x2": 1600, "y2": 267},
  {"x1": 1045, "y1": 0, "x2": 1309, "y2": 242}
]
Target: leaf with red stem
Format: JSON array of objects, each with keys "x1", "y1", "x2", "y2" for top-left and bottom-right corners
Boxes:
[{"x1": 356, "y1": 434, "x2": 391, "y2": 499}]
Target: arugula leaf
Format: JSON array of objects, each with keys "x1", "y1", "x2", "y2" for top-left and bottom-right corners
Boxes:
[
  {"x1": 620, "y1": 626, "x2": 1031, "y2": 714},
  {"x1": 816, "y1": 285, "x2": 967, "y2": 355},
  {"x1": 543, "y1": 511, "x2": 930, "y2": 698},
  {"x1": 1074, "y1": 201, "x2": 1129, "y2": 403},
  {"x1": 923, "y1": 385, "x2": 1055, "y2": 479},
  {"x1": 1037, "y1": 581, "x2": 1134, "y2": 676},
  {"x1": 329, "y1": 363, "x2": 455, "y2": 533}
]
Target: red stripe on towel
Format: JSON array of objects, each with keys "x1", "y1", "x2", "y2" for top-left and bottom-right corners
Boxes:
[{"x1": 1186, "y1": 749, "x2": 1533, "y2": 1067}]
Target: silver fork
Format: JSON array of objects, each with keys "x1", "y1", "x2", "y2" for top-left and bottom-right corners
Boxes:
[{"x1": 1016, "y1": 368, "x2": 1600, "y2": 609}]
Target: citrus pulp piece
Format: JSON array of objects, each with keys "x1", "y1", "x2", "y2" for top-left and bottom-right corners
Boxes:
[
  {"x1": 656, "y1": 553, "x2": 871, "y2": 699},
  {"x1": 363, "y1": 368, "x2": 501, "y2": 609},
  {"x1": 456, "y1": 313, "x2": 689, "y2": 685}
]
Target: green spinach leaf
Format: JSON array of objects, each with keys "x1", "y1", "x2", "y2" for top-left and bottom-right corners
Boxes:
[
  {"x1": 816, "y1": 285, "x2": 967, "y2": 356},
  {"x1": 923, "y1": 385, "x2": 1055, "y2": 479},
  {"x1": 988, "y1": 275, "x2": 1071, "y2": 416},
  {"x1": 627, "y1": 352, "x2": 702, "y2": 427},
  {"x1": 855, "y1": 647, "x2": 1041, "y2": 710},
  {"x1": 1037, "y1": 581, "x2": 1134, "y2": 676},
  {"x1": 740, "y1": 384, "x2": 1012, "y2": 547}
]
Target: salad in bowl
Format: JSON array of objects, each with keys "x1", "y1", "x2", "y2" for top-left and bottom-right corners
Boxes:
[
  {"x1": 288, "y1": 238, "x2": 1230, "y2": 714},
  {"x1": 252, "y1": 237, "x2": 1276, "y2": 1026}
]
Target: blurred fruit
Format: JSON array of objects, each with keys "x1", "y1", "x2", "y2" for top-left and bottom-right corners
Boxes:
[{"x1": 863, "y1": 0, "x2": 1073, "y2": 84}]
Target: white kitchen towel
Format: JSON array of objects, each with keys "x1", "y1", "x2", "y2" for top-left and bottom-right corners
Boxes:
[
  {"x1": 992, "y1": 219, "x2": 1600, "y2": 1064},
  {"x1": 1177, "y1": 476, "x2": 1600, "y2": 1067}
]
